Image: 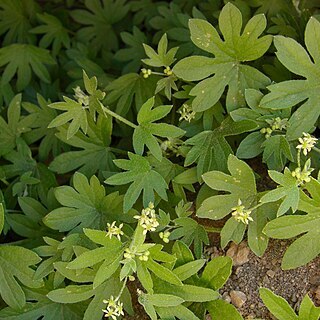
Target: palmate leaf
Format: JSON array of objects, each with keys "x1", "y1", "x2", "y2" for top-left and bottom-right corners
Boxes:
[
  {"x1": 0, "y1": 246, "x2": 43, "y2": 309},
  {"x1": 0, "y1": 286, "x2": 85, "y2": 320},
  {"x1": 0, "y1": 94, "x2": 37, "y2": 157},
  {"x1": 22, "y1": 94, "x2": 63, "y2": 161},
  {"x1": 70, "y1": 0, "x2": 130, "y2": 54},
  {"x1": 30, "y1": 13, "x2": 71, "y2": 56},
  {"x1": 48, "y1": 97, "x2": 88, "y2": 140},
  {"x1": 173, "y1": 2, "x2": 272, "y2": 112},
  {"x1": 133, "y1": 97, "x2": 185, "y2": 161},
  {"x1": 105, "y1": 152, "x2": 168, "y2": 212},
  {"x1": 260, "y1": 169, "x2": 300, "y2": 216},
  {"x1": 0, "y1": 0, "x2": 39, "y2": 45},
  {"x1": 44, "y1": 172, "x2": 128, "y2": 233},
  {"x1": 260, "y1": 17, "x2": 320, "y2": 140},
  {"x1": 197, "y1": 155, "x2": 275, "y2": 255},
  {"x1": 115, "y1": 26, "x2": 147, "y2": 73},
  {"x1": 142, "y1": 34, "x2": 178, "y2": 67},
  {"x1": 105, "y1": 73, "x2": 157, "y2": 116},
  {"x1": 0, "y1": 44, "x2": 55, "y2": 91},
  {"x1": 49, "y1": 115, "x2": 115, "y2": 177},
  {"x1": 47, "y1": 273, "x2": 133, "y2": 320},
  {"x1": 263, "y1": 177, "x2": 320, "y2": 269},
  {"x1": 184, "y1": 116, "x2": 257, "y2": 178}
]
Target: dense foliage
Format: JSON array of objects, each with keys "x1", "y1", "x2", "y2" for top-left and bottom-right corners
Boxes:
[{"x1": 0, "y1": 0, "x2": 320, "y2": 319}]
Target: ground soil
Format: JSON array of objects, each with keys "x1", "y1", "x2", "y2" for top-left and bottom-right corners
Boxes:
[
  {"x1": 208, "y1": 238, "x2": 320, "y2": 320},
  {"x1": 125, "y1": 236, "x2": 320, "y2": 320}
]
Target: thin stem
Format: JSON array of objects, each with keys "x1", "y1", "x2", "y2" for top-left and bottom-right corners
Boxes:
[
  {"x1": 102, "y1": 106, "x2": 137, "y2": 129},
  {"x1": 116, "y1": 277, "x2": 128, "y2": 301},
  {"x1": 204, "y1": 226, "x2": 221, "y2": 233},
  {"x1": 312, "y1": 146, "x2": 320, "y2": 154},
  {"x1": 297, "y1": 149, "x2": 301, "y2": 169}
]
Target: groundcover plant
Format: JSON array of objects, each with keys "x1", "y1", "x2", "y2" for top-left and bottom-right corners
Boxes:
[{"x1": 0, "y1": 0, "x2": 320, "y2": 319}]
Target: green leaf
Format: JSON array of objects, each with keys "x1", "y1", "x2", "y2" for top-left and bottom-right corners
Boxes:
[
  {"x1": 22, "y1": 94, "x2": 61, "y2": 161},
  {"x1": 236, "y1": 131, "x2": 265, "y2": 159},
  {"x1": 44, "y1": 172, "x2": 125, "y2": 232},
  {"x1": 0, "y1": 204, "x2": 4, "y2": 235},
  {"x1": 260, "y1": 17, "x2": 320, "y2": 140},
  {"x1": 154, "y1": 280, "x2": 219, "y2": 302},
  {"x1": 145, "y1": 294, "x2": 184, "y2": 307},
  {"x1": 105, "y1": 152, "x2": 168, "y2": 212},
  {"x1": 142, "y1": 34, "x2": 178, "y2": 67},
  {"x1": 259, "y1": 288, "x2": 298, "y2": 320},
  {"x1": 207, "y1": 299, "x2": 244, "y2": 320},
  {"x1": 298, "y1": 294, "x2": 320, "y2": 320},
  {"x1": 173, "y1": 259, "x2": 206, "y2": 281},
  {"x1": 262, "y1": 135, "x2": 293, "y2": 171},
  {"x1": 0, "y1": 0, "x2": 39, "y2": 45},
  {"x1": 264, "y1": 213, "x2": 320, "y2": 269},
  {"x1": 201, "y1": 256, "x2": 232, "y2": 290},
  {"x1": 173, "y1": 3, "x2": 271, "y2": 112},
  {"x1": 49, "y1": 115, "x2": 115, "y2": 176},
  {"x1": 70, "y1": 0, "x2": 130, "y2": 54},
  {"x1": 48, "y1": 97, "x2": 88, "y2": 139},
  {"x1": 115, "y1": 26, "x2": 147, "y2": 73},
  {"x1": 105, "y1": 73, "x2": 157, "y2": 116},
  {"x1": 145, "y1": 258, "x2": 182, "y2": 286},
  {"x1": 0, "y1": 246, "x2": 43, "y2": 309},
  {"x1": 184, "y1": 117, "x2": 257, "y2": 178},
  {"x1": 30, "y1": 13, "x2": 71, "y2": 55},
  {"x1": 0, "y1": 94, "x2": 37, "y2": 156},
  {"x1": 157, "y1": 305, "x2": 200, "y2": 320},
  {"x1": 0, "y1": 286, "x2": 85, "y2": 320},
  {"x1": 47, "y1": 285, "x2": 93, "y2": 304},
  {"x1": 260, "y1": 168, "x2": 299, "y2": 216},
  {"x1": 133, "y1": 97, "x2": 184, "y2": 161},
  {"x1": 170, "y1": 217, "x2": 209, "y2": 259},
  {"x1": 198, "y1": 154, "x2": 256, "y2": 219},
  {"x1": 0, "y1": 44, "x2": 55, "y2": 91}
]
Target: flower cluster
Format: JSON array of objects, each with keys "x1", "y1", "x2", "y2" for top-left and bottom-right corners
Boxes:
[
  {"x1": 141, "y1": 68, "x2": 152, "y2": 78},
  {"x1": 163, "y1": 66, "x2": 173, "y2": 76},
  {"x1": 134, "y1": 202, "x2": 159, "y2": 234},
  {"x1": 178, "y1": 104, "x2": 196, "y2": 122},
  {"x1": 123, "y1": 247, "x2": 150, "y2": 261},
  {"x1": 292, "y1": 160, "x2": 314, "y2": 186},
  {"x1": 106, "y1": 221, "x2": 124, "y2": 241},
  {"x1": 102, "y1": 296, "x2": 124, "y2": 319},
  {"x1": 73, "y1": 86, "x2": 89, "y2": 107},
  {"x1": 296, "y1": 132, "x2": 318, "y2": 156},
  {"x1": 231, "y1": 199, "x2": 253, "y2": 224},
  {"x1": 260, "y1": 117, "x2": 288, "y2": 138},
  {"x1": 159, "y1": 230, "x2": 170, "y2": 243},
  {"x1": 160, "y1": 138, "x2": 182, "y2": 156}
]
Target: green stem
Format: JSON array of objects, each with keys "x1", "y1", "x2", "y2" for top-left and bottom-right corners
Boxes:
[
  {"x1": 204, "y1": 226, "x2": 221, "y2": 233},
  {"x1": 102, "y1": 106, "x2": 137, "y2": 129},
  {"x1": 312, "y1": 146, "x2": 320, "y2": 154},
  {"x1": 116, "y1": 277, "x2": 128, "y2": 301},
  {"x1": 297, "y1": 149, "x2": 301, "y2": 169}
]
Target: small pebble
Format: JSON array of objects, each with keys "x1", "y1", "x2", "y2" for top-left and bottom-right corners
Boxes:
[
  {"x1": 266, "y1": 270, "x2": 275, "y2": 278},
  {"x1": 230, "y1": 290, "x2": 247, "y2": 308},
  {"x1": 226, "y1": 242, "x2": 250, "y2": 266}
]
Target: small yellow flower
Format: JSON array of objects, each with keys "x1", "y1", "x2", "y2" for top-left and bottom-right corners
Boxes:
[
  {"x1": 178, "y1": 104, "x2": 196, "y2": 123},
  {"x1": 106, "y1": 221, "x2": 124, "y2": 241},
  {"x1": 159, "y1": 230, "x2": 170, "y2": 243},
  {"x1": 296, "y1": 132, "x2": 318, "y2": 156},
  {"x1": 291, "y1": 160, "x2": 313, "y2": 186},
  {"x1": 164, "y1": 66, "x2": 173, "y2": 76},
  {"x1": 231, "y1": 199, "x2": 253, "y2": 225},
  {"x1": 141, "y1": 68, "x2": 152, "y2": 78},
  {"x1": 102, "y1": 296, "x2": 124, "y2": 319},
  {"x1": 134, "y1": 203, "x2": 159, "y2": 234}
]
